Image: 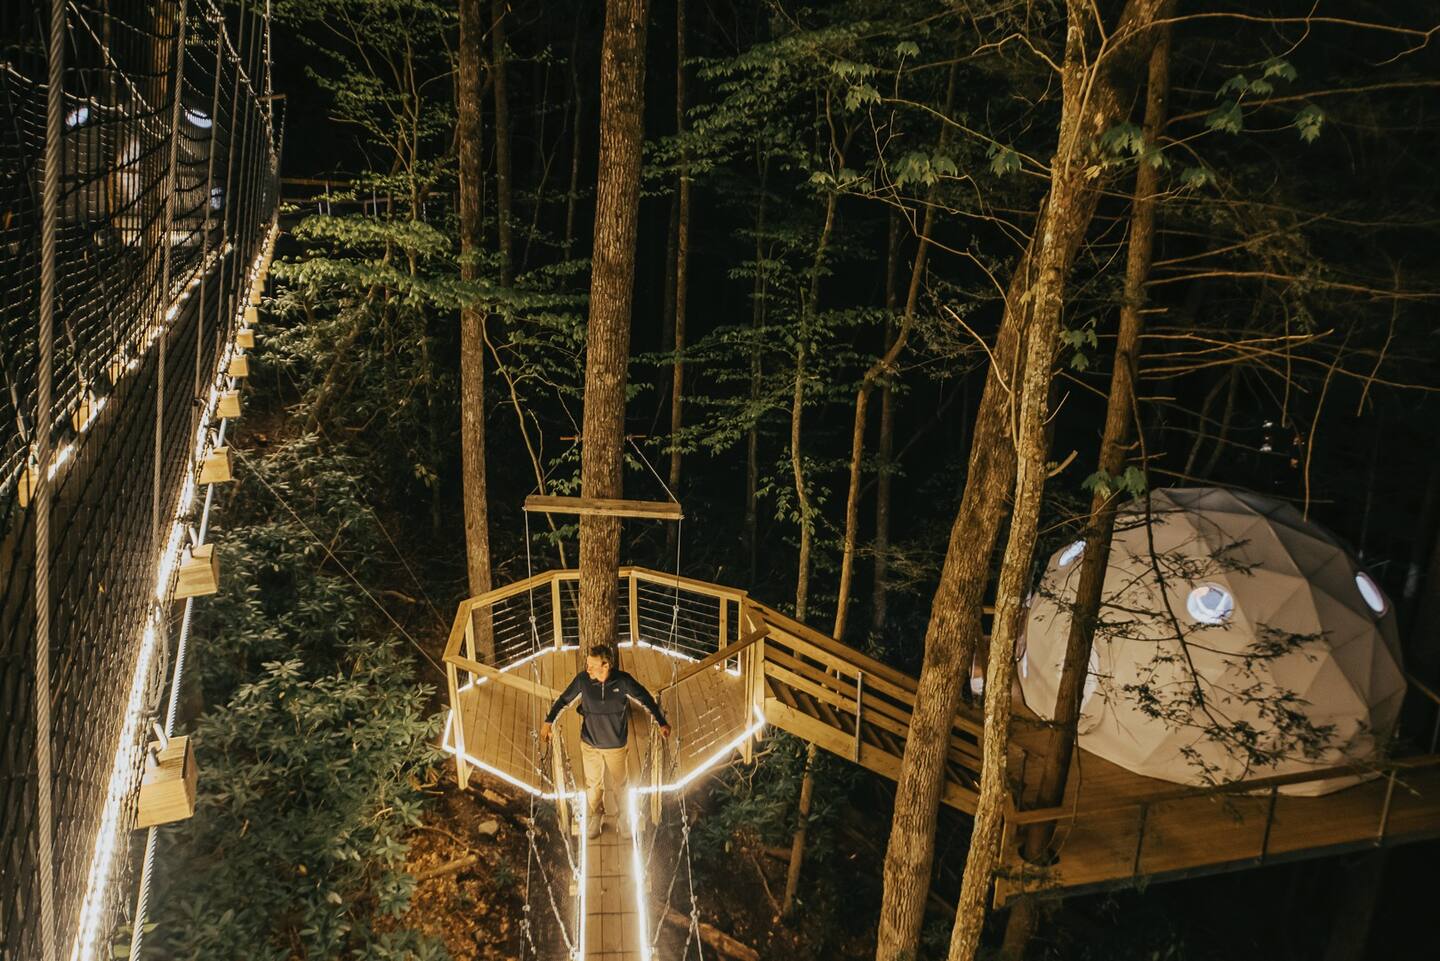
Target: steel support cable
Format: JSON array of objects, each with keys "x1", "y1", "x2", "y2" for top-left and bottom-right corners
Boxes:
[
  {"x1": 31, "y1": 0, "x2": 67, "y2": 955},
  {"x1": 229, "y1": 447, "x2": 445, "y2": 676}
]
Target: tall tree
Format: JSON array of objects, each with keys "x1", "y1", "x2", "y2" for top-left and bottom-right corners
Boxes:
[
  {"x1": 578, "y1": 0, "x2": 650, "y2": 654},
  {"x1": 876, "y1": 3, "x2": 1173, "y2": 958},
  {"x1": 1017, "y1": 20, "x2": 1172, "y2": 872},
  {"x1": 667, "y1": 0, "x2": 691, "y2": 497},
  {"x1": 456, "y1": 0, "x2": 494, "y2": 612}
]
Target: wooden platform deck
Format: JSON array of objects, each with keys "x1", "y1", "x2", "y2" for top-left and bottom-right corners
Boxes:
[
  {"x1": 446, "y1": 643, "x2": 753, "y2": 798},
  {"x1": 442, "y1": 567, "x2": 1440, "y2": 954}
]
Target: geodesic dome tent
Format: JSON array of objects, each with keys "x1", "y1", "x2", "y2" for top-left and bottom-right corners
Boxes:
[{"x1": 1019, "y1": 487, "x2": 1407, "y2": 796}]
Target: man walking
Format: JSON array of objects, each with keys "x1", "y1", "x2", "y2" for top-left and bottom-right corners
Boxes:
[{"x1": 541, "y1": 643, "x2": 671, "y2": 838}]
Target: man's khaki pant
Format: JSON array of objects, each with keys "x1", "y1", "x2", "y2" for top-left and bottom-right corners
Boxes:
[{"x1": 580, "y1": 741, "x2": 632, "y2": 821}]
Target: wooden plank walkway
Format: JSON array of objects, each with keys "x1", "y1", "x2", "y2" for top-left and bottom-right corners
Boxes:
[{"x1": 584, "y1": 822, "x2": 643, "y2": 961}]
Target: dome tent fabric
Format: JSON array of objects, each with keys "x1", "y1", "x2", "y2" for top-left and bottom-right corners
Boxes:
[{"x1": 1018, "y1": 487, "x2": 1407, "y2": 796}]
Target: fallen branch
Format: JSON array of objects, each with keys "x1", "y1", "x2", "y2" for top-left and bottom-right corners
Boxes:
[
  {"x1": 659, "y1": 905, "x2": 759, "y2": 961},
  {"x1": 415, "y1": 853, "x2": 479, "y2": 882}
]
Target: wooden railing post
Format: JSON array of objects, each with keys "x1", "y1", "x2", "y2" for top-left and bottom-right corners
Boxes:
[
  {"x1": 550, "y1": 576, "x2": 564, "y2": 652},
  {"x1": 1258, "y1": 784, "x2": 1278, "y2": 863},
  {"x1": 1131, "y1": 802, "x2": 1149, "y2": 877},
  {"x1": 628, "y1": 571, "x2": 640, "y2": 646},
  {"x1": 447, "y1": 660, "x2": 470, "y2": 789},
  {"x1": 741, "y1": 643, "x2": 755, "y2": 764},
  {"x1": 852, "y1": 670, "x2": 864, "y2": 763},
  {"x1": 464, "y1": 603, "x2": 478, "y2": 665},
  {"x1": 1377, "y1": 768, "x2": 1397, "y2": 844}
]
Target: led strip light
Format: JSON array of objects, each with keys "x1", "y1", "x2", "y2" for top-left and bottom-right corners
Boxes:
[
  {"x1": 440, "y1": 644, "x2": 769, "y2": 960},
  {"x1": 67, "y1": 222, "x2": 278, "y2": 961}
]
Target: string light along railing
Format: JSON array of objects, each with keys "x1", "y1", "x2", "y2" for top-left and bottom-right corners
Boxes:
[{"x1": 0, "y1": 0, "x2": 279, "y2": 956}]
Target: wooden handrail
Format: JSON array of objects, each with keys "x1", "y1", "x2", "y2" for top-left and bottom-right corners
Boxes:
[
  {"x1": 624, "y1": 565, "x2": 748, "y2": 603},
  {"x1": 662, "y1": 627, "x2": 768, "y2": 691},
  {"x1": 524, "y1": 494, "x2": 683, "y2": 521},
  {"x1": 443, "y1": 599, "x2": 475, "y2": 661},
  {"x1": 1006, "y1": 752, "x2": 1440, "y2": 826},
  {"x1": 449, "y1": 654, "x2": 565, "y2": 702}
]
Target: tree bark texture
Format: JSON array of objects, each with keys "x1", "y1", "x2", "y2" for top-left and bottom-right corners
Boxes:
[
  {"x1": 579, "y1": 0, "x2": 649, "y2": 656},
  {"x1": 1020, "y1": 23, "x2": 1171, "y2": 865},
  {"x1": 492, "y1": 0, "x2": 514, "y2": 286},
  {"x1": 876, "y1": 2, "x2": 1174, "y2": 958},
  {"x1": 457, "y1": 0, "x2": 494, "y2": 615}
]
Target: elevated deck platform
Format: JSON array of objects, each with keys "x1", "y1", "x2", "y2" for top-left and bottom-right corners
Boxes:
[{"x1": 441, "y1": 567, "x2": 1440, "y2": 957}]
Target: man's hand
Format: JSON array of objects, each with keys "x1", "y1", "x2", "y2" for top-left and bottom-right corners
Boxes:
[
  {"x1": 540, "y1": 721, "x2": 553, "y2": 743},
  {"x1": 659, "y1": 724, "x2": 672, "y2": 739}
]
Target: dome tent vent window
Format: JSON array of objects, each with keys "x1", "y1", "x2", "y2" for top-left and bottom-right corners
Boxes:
[
  {"x1": 1355, "y1": 572, "x2": 1387, "y2": 615},
  {"x1": 1058, "y1": 540, "x2": 1086, "y2": 568},
  {"x1": 1187, "y1": 584, "x2": 1234, "y2": 625}
]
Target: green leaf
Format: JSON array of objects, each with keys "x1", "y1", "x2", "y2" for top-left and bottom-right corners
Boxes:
[
  {"x1": 1205, "y1": 102, "x2": 1244, "y2": 134},
  {"x1": 845, "y1": 83, "x2": 881, "y2": 111},
  {"x1": 894, "y1": 40, "x2": 920, "y2": 58},
  {"x1": 987, "y1": 143, "x2": 1021, "y2": 177},
  {"x1": 1262, "y1": 57, "x2": 1298, "y2": 82},
  {"x1": 1218, "y1": 74, "x2": 1249, "y2": 97},
  {"x1": 1294, "y1": 104, "x2": 1325, "y2": 143},
  {"x1": 1179, "y1": 165, "x2": 1213, "y2": 188},
  {"x1": 1099, "y1": 122, "x2": 1145, "y2": 157}
]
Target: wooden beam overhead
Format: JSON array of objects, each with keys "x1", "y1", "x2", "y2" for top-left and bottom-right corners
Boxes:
[{"x1": 523, "y1": 493, "x2": 683, "y2": 521}]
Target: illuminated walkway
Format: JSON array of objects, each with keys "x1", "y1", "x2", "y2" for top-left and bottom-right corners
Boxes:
[{"x1": 441, "y1": 567, "x2": 1440, "y2": 958}]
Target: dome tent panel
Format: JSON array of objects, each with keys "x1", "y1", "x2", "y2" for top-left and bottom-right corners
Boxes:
[{"x1": 1017, "y1": 487, "x2": 1407, "y2": 795}]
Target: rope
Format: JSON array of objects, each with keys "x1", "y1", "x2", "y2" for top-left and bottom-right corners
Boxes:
[
  {"x1": 230, "y1": 447, "x2": 445, "y2": 677},
  {"x1": 30, "y1": 0, "x2": 66, "y2": 955}
]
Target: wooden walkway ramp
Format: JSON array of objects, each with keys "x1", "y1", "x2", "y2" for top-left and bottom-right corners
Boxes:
[{"x1": 441, "y1": 567, "x2": 1440, "y2": 957}]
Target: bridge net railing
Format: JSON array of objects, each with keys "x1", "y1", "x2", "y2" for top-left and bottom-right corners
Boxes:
[{"x1": 0, "y1": 1, "x2": 277, "y2": 958}]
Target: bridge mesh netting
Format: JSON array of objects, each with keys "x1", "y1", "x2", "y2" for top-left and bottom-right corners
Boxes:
[{"x1": 0, "y1": 1, "x2": 277, "y2": 957}]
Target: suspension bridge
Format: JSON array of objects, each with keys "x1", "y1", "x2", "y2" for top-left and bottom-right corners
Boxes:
[{"x1": 1, "y1": 0, "x2": 278, "y2": 958}]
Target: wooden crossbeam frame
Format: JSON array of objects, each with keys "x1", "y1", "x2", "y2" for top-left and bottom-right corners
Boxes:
[{"x1": 523, "y1": 493, "x2": 683, "y2": 521}]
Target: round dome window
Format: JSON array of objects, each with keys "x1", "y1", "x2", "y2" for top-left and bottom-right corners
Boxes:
[
  {"x1": 1186, "y1": 584, "x2": 1234, "y2": 625},
  {"x1": 1355, "y1": 571, "x2": 1387, "y2": 615},
  {"x1": 1058, "y1": 540, "x2": 1086, "y2": 568}
]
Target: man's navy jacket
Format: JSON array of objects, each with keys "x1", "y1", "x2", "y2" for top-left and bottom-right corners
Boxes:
[{"x1": 544, "y1": 669, "x2": 668, "y2": 749}]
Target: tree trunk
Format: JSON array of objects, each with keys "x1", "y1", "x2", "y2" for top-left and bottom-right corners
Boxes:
[
  {"x1": 876, "y1": 3, "x2": 1173, "y2": 958},
  {"x1": 872, "y1": 212, "x2": 901, "y2": 636},
  {"x1": 457, "y1": 0, "x2": 494, "y2": 617},
  {"x1": 1019, "y1": 21, "x2": 1171, "y2": 869},
  {"x1": 745, "y1": 156, "x2": 769, "y2": 586},
  {"x1": 780, "y1": 183, "x2": 841, "y2": 915},
  {"x1": 667, "y1": 0, "x2": 690, "y2": 500},
  {"x1": 492, "y1": 0, "x2": 514, "y2": 287},
  {"x1": 578, "y1": 0, "x2": 649, "y2": 656},
  {"x1": 837, "y1": 64, "x2": 955, "y2": 646},
  {"x1": 1320, "y1": 850, "x2": 1387, "y2": 961}
]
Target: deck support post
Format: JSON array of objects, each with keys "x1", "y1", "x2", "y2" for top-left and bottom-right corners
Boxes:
[
  {"x1": 448, "y1": 661, "x2": 471, "y2": 789},
  {"x1": 553, "y1": 740, "x2": 572, "y2": 836},
  {"x1": 740, "y1": 644, "x2": 755, "y2": 764}
]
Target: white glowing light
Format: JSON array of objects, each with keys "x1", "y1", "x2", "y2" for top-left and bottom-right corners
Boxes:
[
  {"x1": 66, "y1": 105, "x2": 90, "y2": 128},
  {"x1": 576, "y1": 805, "x2": 589, "y2": 961},
  {"x1": 1186, "y1": 584, "x2": 1234, "y2": 625},
  {"x1": 68, "y1": 224, "x2": 280, "y2": 961},
  {"x1": 184, "y1": 108, "x2": 212, "y2": 129},
  {"x1": 1058, "y1": 540, "x2": 1085, "y2": 568},
  {"x1": 1355, "y1": 572, "x2": 1387, "y2": 615},
  {"x1": 628, "y1": 791, "x2": 652, "y2": 961}
]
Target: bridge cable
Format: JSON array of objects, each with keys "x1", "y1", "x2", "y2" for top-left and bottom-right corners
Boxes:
[{"x1": 32, "y1": 0, "x2": 67, "y2": 955}]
